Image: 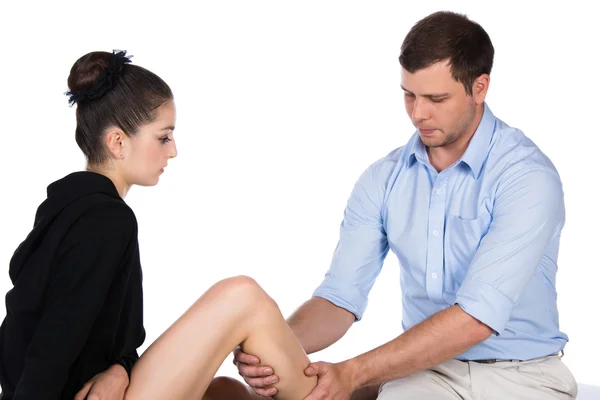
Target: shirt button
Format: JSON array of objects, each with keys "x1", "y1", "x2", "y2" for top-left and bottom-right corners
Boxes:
[
  {"x1": 435, "y1": 188, "x2": 441, "y2": 194},
  {"x1": 432, "y1": 230, "x2": 439, "y2": 236},
  {"x1": 432, "y1": 273, "x2": 438, "y2": 279}
]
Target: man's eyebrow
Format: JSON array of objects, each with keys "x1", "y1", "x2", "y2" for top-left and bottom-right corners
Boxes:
[{"x1": 401, "y1": 85, "x2": 449, "y2": 98}]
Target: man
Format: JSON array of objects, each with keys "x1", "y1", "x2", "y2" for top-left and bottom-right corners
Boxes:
[{"x1": 232, "y1": 10, "x2": 577, "y2": 400}]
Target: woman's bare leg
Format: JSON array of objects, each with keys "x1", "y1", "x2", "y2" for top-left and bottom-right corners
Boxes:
[{"x1": 124, "y1": 276, "x2": 317, "y2": 400}]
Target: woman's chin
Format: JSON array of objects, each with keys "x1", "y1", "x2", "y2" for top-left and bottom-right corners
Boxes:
[{"x1": 134, "y1": 176, "x2": 161, "y2": 187}]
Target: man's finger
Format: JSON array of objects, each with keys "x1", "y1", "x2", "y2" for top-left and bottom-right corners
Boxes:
[
  {"x1": 243, "y1": 374, "x2": 279, "y2": 389},
  {"x1": 234, "y1": 349, "x2": 260, "y2": 365},
  {"x1": 304, "y1": 362, "x2": 323, "y2": 377},
  {"x1": 233, "y1": 347, "x2": 242, "y2": 365},
  {"x1": 252, "y1": 386, "x2": 278, "y2": 397},
  {"x1": 239, "y1": 364, "x2": 274, "y2": 378}
]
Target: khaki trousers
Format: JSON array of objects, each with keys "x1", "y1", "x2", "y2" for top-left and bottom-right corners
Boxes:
[{"x1": 378, "y1": 354, "x2": 578, "y2": 399}]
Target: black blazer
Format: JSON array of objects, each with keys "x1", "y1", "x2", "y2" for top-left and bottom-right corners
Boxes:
[{"x1": 0, "y1": 172, "x2": 145, "y2": 400}]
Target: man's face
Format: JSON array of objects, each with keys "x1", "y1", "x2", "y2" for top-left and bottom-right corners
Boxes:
[{"x1": 401, "y1": 60, "x2": 477, "y2": 148}]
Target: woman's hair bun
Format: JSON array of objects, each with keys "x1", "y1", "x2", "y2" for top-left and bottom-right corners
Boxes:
[{"x1": 66, "y1": 50, "x2": 132, "y2": 106}]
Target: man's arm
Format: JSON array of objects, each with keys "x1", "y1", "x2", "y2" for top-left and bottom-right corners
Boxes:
[
  {"x1": 342, "y1": 304, "x2": 492, "y2": 389},
  {"x1": 287, "y1": 297, "x2": 356, "y2": 355},
  {"x1": 305, "y1": 168, "x2": 566, "y2": 397},
  {"x1": 287, "y1": 159, "x2": 395, "y2": 354}
]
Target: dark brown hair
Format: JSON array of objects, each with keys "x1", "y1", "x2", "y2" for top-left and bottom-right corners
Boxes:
[
  {"x1": 399, "y1": 11, "x2": 494, "y2": 95},
  {"x1": 67, "y1": 51, "x2": 173, "y2": 165}
]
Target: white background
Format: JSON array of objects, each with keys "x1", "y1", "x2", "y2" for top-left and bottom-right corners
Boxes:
[{"x1": 1, "y1": 0, "x2": 598, "y2": 388}]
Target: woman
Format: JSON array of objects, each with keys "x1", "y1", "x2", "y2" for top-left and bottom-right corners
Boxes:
[{"x1": 0, "y1": 50, "x2": 316, "y2": 400}]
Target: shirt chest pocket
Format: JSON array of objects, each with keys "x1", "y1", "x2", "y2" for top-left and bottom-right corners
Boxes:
[{"x1": 444, "y1": 211, "x2": 492, "y2": 292}]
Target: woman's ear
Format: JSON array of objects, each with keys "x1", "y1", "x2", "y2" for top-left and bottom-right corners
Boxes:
[{"x1": 105, "y1": 128, "x2": 127, "y2": 160}]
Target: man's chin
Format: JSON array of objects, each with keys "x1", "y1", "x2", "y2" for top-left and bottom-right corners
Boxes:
[{"x1": 419, "y1": 135, "x2": 445, "y2": 148}]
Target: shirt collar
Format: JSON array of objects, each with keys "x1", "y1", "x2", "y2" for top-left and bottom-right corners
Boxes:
[
  {"x1": 405, "y1": 102, "x2": 496, "y2": 179},
  {"x1": 406, "y1": 133, "x2": 426, "y2": 168},
  {"x1": 459, "y1": 102, "x2": 496, "y2": 179}
]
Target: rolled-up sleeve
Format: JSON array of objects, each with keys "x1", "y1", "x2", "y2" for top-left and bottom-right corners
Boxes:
[
  {"x1": 455, "y1": 169, "x2": 565, "y2": 335},
  {"x1": 313, "y1": 162, "x2": 390, "y2": 320}
]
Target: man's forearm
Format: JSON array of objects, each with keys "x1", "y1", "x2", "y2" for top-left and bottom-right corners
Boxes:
[
  {"x1": 287, "y1": 297, "x2": 355, "y2": 354},
  {"x1": 345, "y1": 304, "x2": 493, "y2": 389}
]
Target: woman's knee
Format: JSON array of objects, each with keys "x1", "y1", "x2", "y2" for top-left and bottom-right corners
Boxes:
[{"x1": 212, "y1": 275, "x2": 274, "y2": 307}]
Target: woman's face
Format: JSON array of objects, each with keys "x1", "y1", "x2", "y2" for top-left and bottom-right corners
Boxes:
[{"x1": 121, "y1": 100, "x2": 178, "y2": 187}]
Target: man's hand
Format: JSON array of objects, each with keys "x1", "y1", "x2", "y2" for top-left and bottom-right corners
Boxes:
[
  {"x1": 233, "y1": 346, "x2": 279, "y2": 397},
  {"x1": 303, "y1": 361, "x2": 357, "y2": 400},
  {"x1": 74, "y1": 364, "x2": 129, "y2": 400}
]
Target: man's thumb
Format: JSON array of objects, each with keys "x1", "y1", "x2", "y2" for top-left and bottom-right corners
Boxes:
[{"x1": 305, "y1": 363, "x2": 321, "y2": 376}]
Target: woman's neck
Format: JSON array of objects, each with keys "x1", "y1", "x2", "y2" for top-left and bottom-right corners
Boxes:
[{"x1": 85, "y1": 164, "x2": 131, "y2": 199}]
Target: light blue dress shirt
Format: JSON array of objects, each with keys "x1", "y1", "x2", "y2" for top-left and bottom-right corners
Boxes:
[{"x1": 313, "y1": 103, "x2": 568, "y2": 360}]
